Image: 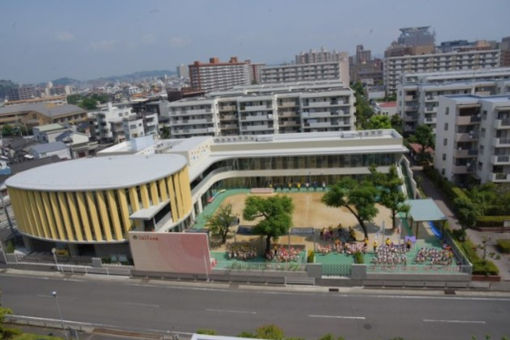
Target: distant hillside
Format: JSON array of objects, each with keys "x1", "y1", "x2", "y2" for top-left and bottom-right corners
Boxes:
[
  {"x1": 0, "y1": 79, "x2": 18, "y2": 100},
  {"x1": 52, "y1": 77, "x2": 80, "y2": 86},
  {"x1": 89, "y1": 70, "x2": 175, "y2": 83}
]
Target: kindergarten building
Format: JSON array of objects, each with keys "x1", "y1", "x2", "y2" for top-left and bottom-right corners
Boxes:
[{"x1": 6, "y1": 130, "x2": 407, "y2": 256}]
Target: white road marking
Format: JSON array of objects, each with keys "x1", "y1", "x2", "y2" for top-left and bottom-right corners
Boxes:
[
  {"x1": 423, "y1": 319, "x2": 486, "y2": 324},
  {"x1": 36, "y1": 294, "x2": 52, "y2": 298},
  {"x1": 205, "y1": 308, "x2": 256, "y2": 314},
  {"x1": 120, "y1": 302, "x2": 160, "y2": 308},
  {"x1": 309, "y1": 314, "x2": 366, "y2": 320}
]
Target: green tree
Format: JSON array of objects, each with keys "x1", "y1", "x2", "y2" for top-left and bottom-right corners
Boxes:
[
  {"x1": 255, "y1": 325, "x2": 284, "y2": 340},
  {"x1": 243, "y1": 195, "x2": 294, "y2": 254},
  {"x1": 66, "y1": 94, "x2": 82, "y2": 105},
  {"x1": 366, "y1": 115, "x2": 392, "y2": 129},
  {"x1": 409, "y1": 124, "x2": 435, "y2": 163},
  {"x1": 160, "y1": 126, "x2": 170, "y2": 139},
  {"x1": 391, "y1": 114, "x2": 403, "y2": 135},
  {"x1": 454, "y1": 196, "x2": 481, "y2": 233},
  {"x1": 351, "y1": 81, "x2": 374, "y2": 129},
  {"x1": 317, "y1": 334, "x2": 345, "y2": 340},
  {"x1": 1, "y1": 124, "x2": 13, "y2": 137},
  {"x1": 370, "y1": 165, "x2": 410, "y2": 230},
  {"x1": 206, "y1": 204, "x2": 237, "y2": 244},
  {"x1": 322, "y1": 177, "x2": 378, "y2": 239},
  {"x1": 79, "y1": 97, "x2": 98, "y2": 110},
  {"x1": 0, "y1": 307, "x2": 21, "y2": 339},
  {"x1": 197, "y1": 329, "x2": 217, "y2": 335}
]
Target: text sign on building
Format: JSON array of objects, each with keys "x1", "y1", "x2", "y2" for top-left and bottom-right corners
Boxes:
[{"x1": 129, "y1": 232, "x2": 211, "y2": 274}]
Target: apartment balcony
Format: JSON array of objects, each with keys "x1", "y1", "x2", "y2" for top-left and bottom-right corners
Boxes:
[
  {"x1": 494, "y1": 137, "x2": 510, "y2": 147},
  {"x1": 304, "y1": 121, "x2": 334, "y2": 128},
  {"x1": 220, "y1": 124, "x2": 238, "y2": 130},
  {"x1": 219, "y1": 105, "x2": 237, "y2": 111},
  {"x1": 404, "y1": 105, "x2": 418, "y2": 111},
  {"x1": 492, "y1": 155, "x2": 510, "y2": 165},
  {"x1": 454, "y1": 149, "x2": 478, "y2": 158},
  {"x1": 242, "y1": 115, "x2": 272, "y2": 122},
  {"x1": 494, "y1": 119, "x2": 510, "y2": 129},
  {"x1": 173, "y1": 118, "x2": 212, "y2": 125},
  {"x1": 219, "y1": 114, "x2": 236, "y2": 121},
  {"x1": 242, "y1": 125, "x2": 274, "y2": 132},
  {"x1": 279, "y1": 120, "x2": 300, "y2": 127},
  {"x1": 170, "y1": 109, "x2": 212, "y2": 116},
  {"x1": 404, "y1": 114, "x2": 418, "y2": 122},
  {"x1": 173, "y1": 127, "x2": 215, "y2": 135},
  {"x1": 424, "y1": 117, "x2": 436, "y2": 124},
  {"x1": 452, "y1": 165, "x2": 473, "y2": 174},
  {"x1": 424, "y1": 106, "x2": 436, "y2": 113},
  {"x1": 302, "y1": 111, "x2": 334, "y2": 119},
  {"x1": 424, "y1": 96, "x2": 438, "y2": 102},
  {"x1": 279, "y1": 101, "x2": 297, "y2": 108},
  {"x1": 304, "y1": 101, "x2": 343, "y2": 108},
  {"x1": 456, "y1": 132, "x2": 478, "y2": 142},
  {"x1": 456, "y1": 116, "x2": 476, "y2": 125},
  {"x1": 404, "y1": 95, "x2": 417, "y2": 101},
  {"x1": 240, "y1": 105, "x2": 271, "y2": 112},
  {"x1": 491, "y1": 172, "x2": 510, "y2": 182}
]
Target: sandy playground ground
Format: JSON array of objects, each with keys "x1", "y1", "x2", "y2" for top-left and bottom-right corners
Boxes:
[{"x1": 209, "y1": 192, "x2": 418, "y2": 252}]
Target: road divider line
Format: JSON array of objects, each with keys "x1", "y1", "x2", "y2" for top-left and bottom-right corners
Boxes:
[
  {"x1": 309, "y1": 314, "x2": 366, "y2": 320},
  {"x1": 205, "y1": 308, "x2": 256, "y2": 314},
  {"x1": 423, "y1": 319, "x2": 486, "y2": 324},
  {"x1": 121, "y1": 302, "x2": 160, "y2": 308}
]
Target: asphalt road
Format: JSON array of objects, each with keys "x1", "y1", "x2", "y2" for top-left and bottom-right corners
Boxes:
[{"x1": 1, "y1": 274, "x2": 509, "y2": 340}]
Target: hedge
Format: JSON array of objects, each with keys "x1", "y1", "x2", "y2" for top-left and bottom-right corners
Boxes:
[
  {"x1": 473, "y1": 260, "x2": 499, "y2": 275},
  {"x1": 497, "y1": 239, "x2": 510, "y2": 254},
  {"x1": 476, "y1": 216, "x2": 510, "y2": 228}
]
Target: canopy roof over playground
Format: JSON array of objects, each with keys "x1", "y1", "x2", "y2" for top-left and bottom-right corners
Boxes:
[{"x1": 405, "y1": 198, "x2": 447, "y2": 222}]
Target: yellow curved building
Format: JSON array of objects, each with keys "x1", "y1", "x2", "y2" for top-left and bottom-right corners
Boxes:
[{"x1": 6, "y1": 155, "x2": 192, "y2": 255}]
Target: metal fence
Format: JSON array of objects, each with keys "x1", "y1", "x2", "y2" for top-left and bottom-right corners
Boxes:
[
  {"x1": 367, "y1": 263, "x2": 472, "y2": 274},
  {"x1": 224, "y1": 261, "x2": 306, "y2": 272},
  {"x1": 321, "y1": 263, "x2": 352, "y2": 277}
]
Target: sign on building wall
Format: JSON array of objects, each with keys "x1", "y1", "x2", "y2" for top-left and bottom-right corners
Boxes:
[{"x1": 129, "y1": 232, "x2": 211, "y2": 274}]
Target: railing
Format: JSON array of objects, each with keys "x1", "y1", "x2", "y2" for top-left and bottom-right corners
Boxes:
[
  {"x1": 223, "y1": 261, "x2": 306, "y2": 272},
  {"x1": 321, "y1": 263, "x2": 352, "y2": 276},
  {"x1": 367, "y1": 264, "x2": 472, "y2": 274},
  {"x1": 443, "y1": 230, "x2": 472, "y2": 273}
]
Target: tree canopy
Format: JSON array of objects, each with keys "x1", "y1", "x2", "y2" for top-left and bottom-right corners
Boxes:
[
  {"x1": 206, "y1": 204, "x2": 237, "y2": 244},
  {"x1": 366, "y1": 115, "x2": 392, "y2": 129},
  {"x1": 370, "y1": 165, "x2": 409, "y2": 230},
  {"x1": 322, "y1": 177, "x2": 378, "y2": 239},
  {"x1": 243, "y1": 195, "x2": 294, "y2": 254},
  {"x1": 409, "y1": 124, "x2": 435, "y2": 163}
]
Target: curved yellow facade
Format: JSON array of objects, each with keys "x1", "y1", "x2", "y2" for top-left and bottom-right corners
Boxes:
[{"x1": 8, "y1": 167, "x2": 193, "y2": 243}]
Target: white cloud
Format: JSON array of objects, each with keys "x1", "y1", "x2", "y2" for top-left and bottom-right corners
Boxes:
[
  {"x1": 56, "y1": 32, "x2": 75, "y2": 42},
  {"x1": 169, "y1": 36, "x2": 190, "y2": 48},
  {"x1": 89, "y1": 40, "x2": 118, "y2": 51}
]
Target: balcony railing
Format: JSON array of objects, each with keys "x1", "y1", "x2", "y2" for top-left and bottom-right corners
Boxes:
[
  {"x1": 494, "y1": 119, "x2": 510, "y2": 129},
  {"x1": 492, "y1": 173, "x2": 510, "y2": 182},
  {"x1": 494, "y1": 138, "x2": 510, "y2": 147},
  {"x1": 492, "y1": 155, "x2": 510, "y2": 164}
]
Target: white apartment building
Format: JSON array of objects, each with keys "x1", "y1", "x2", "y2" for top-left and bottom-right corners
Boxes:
[
  {"x1": 385, "y1": 49, "x2": 501, "y2": 94},
  {"x1": 398, "y1": 67, "x2": 510, "y2": 133},
  {"x1": 189, "y1": 57, "x2": 250, "y2": 92},
  {"x1": 90, "y1": 103, "x2": 159, "y2": 142},
  {"x1": 261, "y1": 61, "x2": 350, "y2": 86},
  {"x1": 165, "y1": 81, "x2": 355, "y2": 139},
  {"x1": 434, "y1": 95, "x2": 510, "y2": 184}
]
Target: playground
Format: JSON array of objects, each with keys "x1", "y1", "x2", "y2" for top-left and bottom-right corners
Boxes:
[{"x1": 192, "y1": 188, "x2": 464, "y2": 274}]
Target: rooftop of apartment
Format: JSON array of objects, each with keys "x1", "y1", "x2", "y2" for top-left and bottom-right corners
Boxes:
[
  {"x1": 385, "y1": 48, "x2": 499, "y2": 60},
  {"x1": 443, "y1": 94, "x2": 510, "y2": 104},
  {"x1": 0, "y1": 103, "x2": 85, "y2": 117},
  {"x1": 262, "y1": 61, "x2": 342, "y2": 69},
  {"x1": 402, "y1": 67, "x2": 510, "y2": 83}
]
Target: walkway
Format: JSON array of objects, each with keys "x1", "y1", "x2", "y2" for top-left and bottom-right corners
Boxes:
[
  {"x1": 413, "y1": 167, "x2": 510, "y2": 280},
  {"x1": 192, "y1": 188, "x2": 249, "y2": 229}
]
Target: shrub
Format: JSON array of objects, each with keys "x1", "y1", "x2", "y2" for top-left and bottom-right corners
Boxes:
[
  {"x1": 476, "y1": 216, "x2": 510, "y2": 228},
  {"x1": 238, "y1": 332, "x2": 256, "y2": 338},
  {"x1": 354, "y1": 251, "x2": 364, "y2": 264},
  {"x1": 197, "y1": 329, "x2": 217, "y2": 335},
  {"x1": 473, "y1": 260, "x2": 499, "y2": 276},
  {"x1": 5, "y1": 240, "x2": 14, "y2": 253},
  {"x1": 307, "y1": 250, "x2": 315, "y2": 263},
  {"x1": 496, "y1": 239, "x2": 510, "y2": 254},
  {"x1": 452, "y1": 187, "x2": 469, "y2": 201},
  {"x1": 255, "y1": 325, "x2": 284, "y2": 340}
]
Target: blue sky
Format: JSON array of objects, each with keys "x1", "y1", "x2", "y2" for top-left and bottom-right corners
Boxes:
[{"x1": 0, "y1": 0, "x2": 509, "y2": 83}]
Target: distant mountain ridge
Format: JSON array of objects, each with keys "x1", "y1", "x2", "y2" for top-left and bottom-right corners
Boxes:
[{"x1": 88, "y1": 70, "x2": 176, "y2": 83}]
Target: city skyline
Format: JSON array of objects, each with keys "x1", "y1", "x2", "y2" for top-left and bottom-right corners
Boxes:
[{"x1": 0, "y1": 0, "x2": 509, "y2": 83}]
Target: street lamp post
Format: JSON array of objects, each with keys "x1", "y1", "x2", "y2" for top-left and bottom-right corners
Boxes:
[
  {"x1": 52, "y1": 291, "x2": 69, "y2": 340},
  {"x1": 51, "y1": 248, "x2": 60, "y2": 272}
]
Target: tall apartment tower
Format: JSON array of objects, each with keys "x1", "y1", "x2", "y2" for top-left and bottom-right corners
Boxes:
[
  {"x1": 501, "y1": 36, "x2": 510, "y2": 67},
  {"x1": 434, "y1": 95, "x2": 510, "y2": 184},
  {"x1": 295, "y1": 47, "x2": 346, "y2": 64},
  {"x1": 188, "y1": 57, "x2": 250, "y2": 92}
]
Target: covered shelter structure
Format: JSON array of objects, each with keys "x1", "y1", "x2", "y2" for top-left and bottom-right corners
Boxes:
[{"x1": 405, "y1": 198, "x2": 447, "y2": 239}]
